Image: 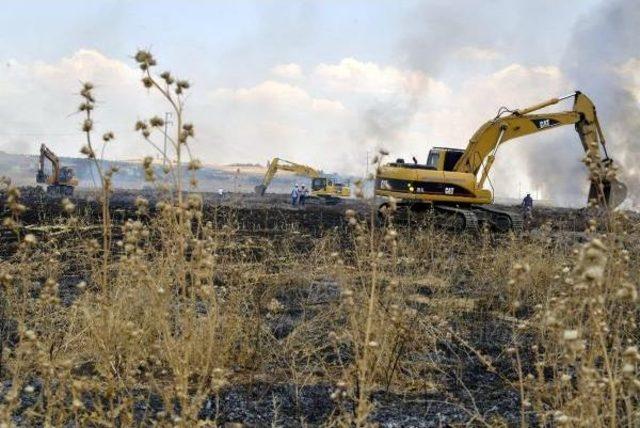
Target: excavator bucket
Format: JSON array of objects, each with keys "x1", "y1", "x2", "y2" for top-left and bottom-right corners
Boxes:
[
  {"x1": 588, "y1": 178, "x2": 628, "y2": 209},
  {"x1": 255, "y1": 184, "x2": 267, "y2": 196}
]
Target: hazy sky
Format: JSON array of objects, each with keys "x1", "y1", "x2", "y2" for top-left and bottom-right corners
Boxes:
[{"x1": 1, "y1": 0, "x2": 638, "y2": 205}]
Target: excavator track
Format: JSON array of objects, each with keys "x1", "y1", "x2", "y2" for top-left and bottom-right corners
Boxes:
[
  {"x1": 434, "y1": 205, "x2": 479, "y2": 233},
  {"x1": 381, "y1": 202, "x2": 524, "y2": 234},
  {"x1": 473, "y1": 205, "x2": 523, "y2": 233}
]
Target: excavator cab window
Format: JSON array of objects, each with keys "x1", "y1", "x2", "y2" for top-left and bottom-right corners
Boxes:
[
  {"x1": 425, "y1": 150, "x2": 440, "y2": 169},
  {"x1": 311, "y1": 177, "x2": 327, "y2": 191},
  {"x1": 443, "y1": 150, "x2": 464, "y2": 171},
  {"x1": 59, "y1": 167, "x2": 73, "y2": 182}
]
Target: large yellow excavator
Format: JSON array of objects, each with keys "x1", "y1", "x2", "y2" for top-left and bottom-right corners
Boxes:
[
  {"x1": 255, "y1": 158, "x2": 350, "y2": 203},
  {"x1": 36, "y1": 144, "x2": 78, "y2": 196},
  {"x1": 376, "y1": 91, "x2": 627, "y2": 232}
]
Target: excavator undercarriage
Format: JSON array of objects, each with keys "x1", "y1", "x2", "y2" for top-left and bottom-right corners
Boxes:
[{"x1": 381, "y1": 202, "x2": 522, "y2": 233}]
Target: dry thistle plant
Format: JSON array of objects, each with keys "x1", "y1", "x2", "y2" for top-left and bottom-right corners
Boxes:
[
  {"x1": 518, "y1": 227, "x2": 639, "y2": 427},
  {"x1": 502, "y1": 145, "x2": 640, "y2": 427},
  {"x1": 78, "y1": 82, "x2": 117, "y2": 290},
  {"x1": 133, "y1": 49, "x2": 200, "y2": 204},
  {"x1": 132, "y1": 49, "x2": 205, "y2": 296},
  {"x1": 327, "y1": 148, "x2": 429, "y2": 426}
]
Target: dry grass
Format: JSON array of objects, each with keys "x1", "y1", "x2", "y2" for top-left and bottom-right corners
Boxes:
[{"x1": 0, "y1": 195, "x2": 638, "y2": 426}]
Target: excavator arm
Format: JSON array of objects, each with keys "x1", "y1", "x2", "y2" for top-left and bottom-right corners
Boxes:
[
  {"x1": 255, "y1": 158, "x2": 321, "y2": 195},
  {"x1": 37, "y1": 143, "x2": 61, "y2": 184},
  {"x1": 454, "y1": 92, "x2": 626, "y2": 207},
  {"x1": 456, "y1": 92, "x2": 599, "y2": 174}
]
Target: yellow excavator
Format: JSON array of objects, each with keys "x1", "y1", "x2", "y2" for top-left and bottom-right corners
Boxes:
[
  {"x1": 255, "y1": 158, "x2": 350, "y2": 203},
  {"x1": 36, "y1": 144, "x2": 78, "y2": 196},
  {"x1": 376, "y1": 91, "x2": 627, "y2": 232}
]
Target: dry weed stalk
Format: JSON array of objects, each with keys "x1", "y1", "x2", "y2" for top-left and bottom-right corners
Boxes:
[{"x1": 78, "y1": 81, "x2": 117, "y2": 290}]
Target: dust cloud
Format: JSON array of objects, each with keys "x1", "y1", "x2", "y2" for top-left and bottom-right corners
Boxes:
[{"x1": 517, "y1": 0, "x2": 640, "y2": 207}]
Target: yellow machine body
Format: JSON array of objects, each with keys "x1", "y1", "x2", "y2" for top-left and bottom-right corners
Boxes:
[
  {"x1": 310, "y1": 177, "x2": 351, "y2": 198},
  {"x1": 376, "y1": 149, "x2": 492, "y2": 205}
]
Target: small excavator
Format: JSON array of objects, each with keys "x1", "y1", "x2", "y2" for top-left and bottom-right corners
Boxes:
[
  {"x1": 376, "y1": 91, "x2": 627, "y2": 232},
  {"x1": 36, "y1": 144, "x2": 78, "y2": 196},
  {"x1": 255, "y1": 158, "x2": 350, "y2": 203}
]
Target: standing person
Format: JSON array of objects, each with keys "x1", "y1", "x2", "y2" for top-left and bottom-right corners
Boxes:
[
  {"x1": 522, "y1": 193, "x2": 533, "y2": 221},
  {"x1": 299, "y1": 185, "x2": 309, "y2": 206},
  {"x1": 291, "y1": 184, "x2": 299, "y2": 206}
]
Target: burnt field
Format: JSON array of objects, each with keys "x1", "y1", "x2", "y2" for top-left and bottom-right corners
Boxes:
[
  {"x1": 0, "y1": 187, "x2": 638, "y2": 427},
  {"x1": 0, "y1": 186, "x2": 604, "y2": 241}
]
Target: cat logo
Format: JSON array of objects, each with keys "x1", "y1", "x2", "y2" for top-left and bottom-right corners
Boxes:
[
  {"x1": 532, "y1": 118, "x2": 560, "y2": 129},
  {"x1": 444, "y1": 187, "x2": 454, "y2": 195}
]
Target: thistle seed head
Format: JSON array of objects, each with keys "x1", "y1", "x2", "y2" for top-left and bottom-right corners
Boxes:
[
  {"x1": 82, "y1": 118, "x2": 93, "y2": 132},
  {"x1": 135, "y1": 120, "x2": 148, "y2": 131},
  {"x1": 102, "y1": 131, "x2": 115, "y2": 142},
  {"x1": 160, "y1": 71, "x2": 174, "y2": 85},
  {"x1": 149, "y1": 116, "x2": 164, "y2": 127},
  {"x1": 188, "y1": 159, "x2": 202, "y2": 171}
]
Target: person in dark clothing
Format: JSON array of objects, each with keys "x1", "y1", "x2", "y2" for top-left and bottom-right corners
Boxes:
[
  {"x1": 299, "y1": 185, "x2": 309, "y2": 206},
  {"x1": 522, "y1": 193, "x2": 533, "y2": 220}
]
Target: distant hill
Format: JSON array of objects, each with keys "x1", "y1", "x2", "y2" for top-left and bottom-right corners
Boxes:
[{"x1": 227, "y1": 162, "x2": 262, "y2": 167}]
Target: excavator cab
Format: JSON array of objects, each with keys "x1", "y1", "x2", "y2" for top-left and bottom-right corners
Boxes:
[
  {"x1": 312, "y1": 177, "x2": 351, "y2": 198},
  {"x1": 311, "y1": 177, "x2": 328, "y2": 192},
  {"x1": 59, "y1": 167, "x2": 75, "y2": 184},
  {"x1": 36, "y1": 169, "x2": 47, "y2": 184},
  {"x1": 425, "y1": 148, "x2": 465, "y2": 171}
]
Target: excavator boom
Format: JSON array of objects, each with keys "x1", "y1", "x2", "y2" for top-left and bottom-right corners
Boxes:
[
  {"x1": 37, "y1": 144, "x2": 60, "y2": 184},
  {"x1": 454, "y1": 91, "x2": 626, "y2": 208}
]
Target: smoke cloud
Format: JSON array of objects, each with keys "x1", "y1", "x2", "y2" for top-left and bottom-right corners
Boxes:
[
  {"x1": 397, "y1": 0, "x2": 639, "y2": 207},
  {"x1": 516, "y1": 0, "x2": 640, "y2": 207},
  {"x1": 564, "y1": 0, "x2": 640, "y2": 207}
]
